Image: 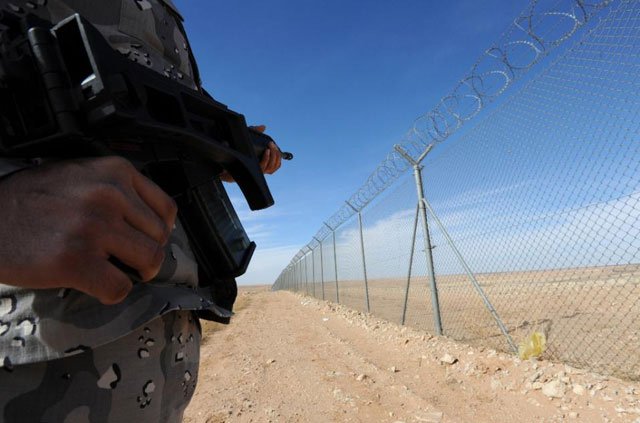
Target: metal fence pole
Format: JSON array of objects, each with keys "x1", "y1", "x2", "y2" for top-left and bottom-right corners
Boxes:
[
  {"x1": 298, "y1": 262, "x2": 301, "y2": 292},
  {"x1": 395, "y1": 144, "x2": 443, "y2": 335},
  {"x1": 301, "y1": 260, "x2": 304, "y2": 294},
  {"x1": 297, "y1": 259, "x2": 308, "y2": 294},
  {"x1": 304, "y1": 249, "x2": 309, "y2": 296},
  {"x1": 287, "y1": 262, "x2": 300, "y2": 292},
  {"x1": 295, "y1": 261, "x2": 300, "y2": 293},
  {"x1": 402, "y1": 204, "x2": 420, "y2": 325},
  {"x1": 346, "y1": 201, "x2": 371, "y2": 313},
  {"x1": 325, "y1": 222, "x2": 340, "y2": 304},
  {"x1": 310, "y1": 246, "x2": 317, "y2": 298},
  {"x1": 422, "y1": 197, "x2": 518, "y2": 353},
  {"x1": 286, "y1": 268, "x2": 290, "y2": 291},
  {"x1": 300, "y1": 260, "x2": 305, "y2": 295},
  {"x1": 313, "y1": 237, "x2": 326, "y2": 300}
]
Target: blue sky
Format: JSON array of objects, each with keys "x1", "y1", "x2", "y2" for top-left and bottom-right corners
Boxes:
[{"x1": 176, "y1": 0, "x2": 531, "y2": 284}]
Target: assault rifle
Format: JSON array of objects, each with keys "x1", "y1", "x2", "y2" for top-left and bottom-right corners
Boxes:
[{"x1": 0, "y1": 12, "x2": 291, "y2": 286}]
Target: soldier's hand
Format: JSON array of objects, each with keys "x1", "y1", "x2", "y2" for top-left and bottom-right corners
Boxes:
[
  {"x1": 253, "y1": 125, "x2": 282, "y2": 175},
  {"x1": 219, "y1": 125, "x2": 282, "y2": 182},
  {"x1": 0, "y1": 157, "x2": 177, "y2": 304}
]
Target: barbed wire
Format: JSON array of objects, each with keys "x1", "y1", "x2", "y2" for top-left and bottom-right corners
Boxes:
[{"x1": 277, "y1": 0, "x2": 613, "y2": 278}]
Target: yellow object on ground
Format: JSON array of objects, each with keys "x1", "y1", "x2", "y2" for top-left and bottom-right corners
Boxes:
[{"x1": 518, "y1": 331, "x2": 546, "y2": 360}]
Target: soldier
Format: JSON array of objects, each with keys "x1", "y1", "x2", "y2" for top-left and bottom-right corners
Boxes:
[{"x1": 0, "y1": 0, "x2": 282, "y2": 421}]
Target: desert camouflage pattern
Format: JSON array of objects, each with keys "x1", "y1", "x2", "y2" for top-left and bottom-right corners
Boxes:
[
  {"x1": 0, "y1": 310, "x2": 201, "y2": 423},
  {"x1": 0, "y1": 1, "x2": 231, "y2": 420},
  {"x1": 0, "y1": 0, "x2": 199, "y2": 89},
  {"x1": 0, "y1": 216, "x2": 228, "y2": 367}
]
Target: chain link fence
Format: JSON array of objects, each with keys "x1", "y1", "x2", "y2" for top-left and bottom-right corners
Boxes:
[{"x1": 273, "y1": 0, "x2": 640, "y2": 380}]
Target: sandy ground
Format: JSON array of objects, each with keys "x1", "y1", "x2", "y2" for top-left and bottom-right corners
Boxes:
[
  {"x1": 297, "y1": 265, "x2": 640, "y2": 379},
  {"x1": 183, "y1": 288, "x2": 640, "y2": 423}
]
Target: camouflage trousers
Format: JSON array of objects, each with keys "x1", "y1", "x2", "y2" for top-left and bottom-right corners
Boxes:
[{"x1": 0, "y1": 311, "x2": 201, "y2": 423}]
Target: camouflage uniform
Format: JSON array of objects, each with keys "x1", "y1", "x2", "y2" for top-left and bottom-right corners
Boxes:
[{"x1": 0, "y1": 1, "x2": 233, "y2": 421}]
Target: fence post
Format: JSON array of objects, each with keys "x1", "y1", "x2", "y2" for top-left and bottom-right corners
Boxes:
[
  {"x1": 402, "y1": 204, "x2": 420, "y2": 325},
  {"x1": 394, "y1": 144, "x2": 443, "y2": 335},
  {"x1": 421, "y1": 197, "x2": 518, "y2": 353},
  {"x1": 290, "y1": 261, "x2": 300, "y2": 291},
  {"x1": 297, "y1": 259, "x2": 309, "y2": 295},
  {"x1": 307, "y1": 246, "x2": 318, "y2": 298},
  {"x1": 304, "y1": 249, "x2": 310, "y2": 296},
  {"x1": 313, "y1": 236, "x2": 326, "y2": 300},
  {"x1": 346, "y1": 200, "x2": 371, "y2": 313},
  {"x1": 286, "y1": 268, "x2": 290, "y2": 291},
  {"x1": 325, "y1": 222, "x2": 340, "y2": 304},
  {"x1": 310, "y1": 245, "x2": 317, "y2": 298},
  {"x1": 300, "y1": 260, "x2": 305, "y2": 295}
]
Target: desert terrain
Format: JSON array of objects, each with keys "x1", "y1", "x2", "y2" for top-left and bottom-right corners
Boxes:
[
  {"x1": 183, "y1": 286, "x2": 640, "y2": 422},
  {"x1": 294, "y1": 265, "x2": 640, "y2": 379}
]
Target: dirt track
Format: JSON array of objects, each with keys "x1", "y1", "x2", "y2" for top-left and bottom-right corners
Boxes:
[{"x1": 183, "y1": 288, "x2": 640, "y2": 423}]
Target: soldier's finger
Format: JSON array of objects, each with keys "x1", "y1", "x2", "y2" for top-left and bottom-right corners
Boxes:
[
  {"x1": 250, "y1": 125, "x2": 267, "y2": 133},
  {"x1": 122, "y1": 190, "x2": 171, "y2": 245},
  {"x1": 264, "y1": 142, "x2": 281, "y2": 174},
  {"x1": 103, "y1": 222, "x2": 165, "y2": 282},
  {"x1": 271, "y1": 142, "x2": 282, "y2": 173},
  {"x1": 260, "y1": 148, "x2": 271, "y2": 172},
  {"x1": 82, "y1": 179, "x2": 170, "y2": 245},
  {"x1": 130, "y1": 171, "x2": 177, "y2": 231},
  {"x1": 68, "y1": 259, "x2": 133, "y2": 305}
]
